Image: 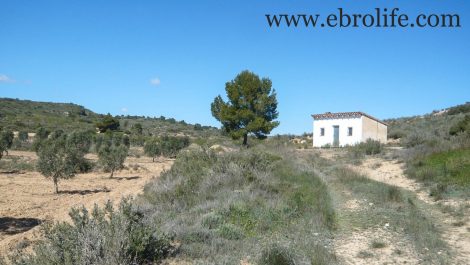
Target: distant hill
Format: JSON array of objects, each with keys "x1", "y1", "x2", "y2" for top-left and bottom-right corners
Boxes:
[
  {"x1": 385, "y1": 102, "x2": 470, "y2": 141},
  {"x1": 0, "y1": 98, "x2": 219, "y2": 137}
]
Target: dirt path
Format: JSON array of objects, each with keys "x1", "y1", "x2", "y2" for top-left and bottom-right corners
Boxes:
[
  {"x1": 311, "y1": 164, "x2": 420, "y2": 265},
  {"x1": 0, "y1": 150, "x2": 173, "y2": 254},
  {"x1": 345, "y1": 155, "x2": 470, "y2": 264},
  {"x1": 347, "y1": 157, "x2": 432, "y2": 203}
]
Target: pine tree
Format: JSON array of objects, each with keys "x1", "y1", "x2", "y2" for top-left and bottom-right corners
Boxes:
[{"x1": 211, "y1": 70, "x2": 279, "y2": 146}]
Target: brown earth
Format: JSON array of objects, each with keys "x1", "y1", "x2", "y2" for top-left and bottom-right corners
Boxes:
[{"x1": 0, "y1": 150, "x2": 173, "y2": 255}]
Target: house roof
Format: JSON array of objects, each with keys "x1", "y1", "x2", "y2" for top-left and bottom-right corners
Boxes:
[{"x1": 311, "y1": 111, "x2": 388, "y2": 126}]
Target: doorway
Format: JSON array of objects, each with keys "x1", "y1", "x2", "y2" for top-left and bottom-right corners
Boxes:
[{"x1": 333, "y1": 125, "x2": 339, "y2": 147}]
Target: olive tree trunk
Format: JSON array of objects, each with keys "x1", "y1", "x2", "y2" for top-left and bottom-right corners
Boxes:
[{"x1": 53, "y1": 177, "x2": 59, "y2": 194}]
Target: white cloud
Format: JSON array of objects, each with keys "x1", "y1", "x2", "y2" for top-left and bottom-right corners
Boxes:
[
  {"x1": 0, "y1": 74, "x2": 14, "y2": 83},
  {"x1": 121, "y1": 107, "x2": 128, "y2": 113},
  {"x1": 150, "y1": 77, "x2": 161, "y2": 86}
]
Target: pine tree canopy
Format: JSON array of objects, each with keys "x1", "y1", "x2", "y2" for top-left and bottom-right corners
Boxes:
[{"x1": 211, "y1": 70, "x2": 279, "y2": 145}]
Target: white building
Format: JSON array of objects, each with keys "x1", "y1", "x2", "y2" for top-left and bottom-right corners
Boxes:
[{"x1": 312, "y1": 112, "x2": 387, "y2": 148}]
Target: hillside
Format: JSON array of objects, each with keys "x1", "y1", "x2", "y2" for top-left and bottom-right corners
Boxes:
[
  {"x1": 0, "y1": 98, "x2": 219, "y2": 137},
  {"x1": 385, "y1": 102, "x2": 470, "y2": 143}
]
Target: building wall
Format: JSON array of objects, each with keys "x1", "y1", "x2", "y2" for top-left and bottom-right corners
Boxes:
[
  {"x1": 313, "y1": 117, "x2": 363, "y2": 147},
  {"x1": 361, "y1": 116, "x2": 388, "y2": 143}
]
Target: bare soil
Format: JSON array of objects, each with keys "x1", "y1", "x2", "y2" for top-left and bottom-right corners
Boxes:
[{"x1": 0, "y1": 150, "x2": 173, "y2": 254}]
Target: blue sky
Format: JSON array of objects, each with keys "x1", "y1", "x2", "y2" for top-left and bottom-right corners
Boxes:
[{"x1": 1, "y1": 1, "x2": 469, "y2": 134}]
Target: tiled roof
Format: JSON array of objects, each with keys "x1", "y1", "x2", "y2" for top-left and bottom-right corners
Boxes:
[{"x1": 311, "y1": 112, "x2": 387, "y2": 126}]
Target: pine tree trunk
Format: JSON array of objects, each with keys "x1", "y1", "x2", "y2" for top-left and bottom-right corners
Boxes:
[
  {"x1": 152, "y1": 157, "x2": 155, "y2": 162},
  {"x1": 110, "y1": 169, "x2": 114, "y2": 178}
]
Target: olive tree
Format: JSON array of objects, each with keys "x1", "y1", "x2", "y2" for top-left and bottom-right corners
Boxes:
[
  {"x1": 66, "y1": 130, "x2": 94, "y2": 172},
  {"x1": 144, "y1": 138, "x2": 160, "y2": 162},
  {"x1": 144, "y1": 136, "x2": 190, "y2": 161},
  {"x1": 32, "y1": 127, "x2": 50, "y2": 152},
  {"x1": 36, "y1": 135, "x2": 81, "y2": 193},
  {"x1": 18, "y1": 131, "x2": 29, "y2": 142},
  {"x1": 98, "y1": 144, "x2": 128, "y2": 178},
  {"x1": 159, "y1": 136, "x2": 190, "y2": 157},
  {"x1": 0, "y1": 130, "x2": 14, "y2": 159}
]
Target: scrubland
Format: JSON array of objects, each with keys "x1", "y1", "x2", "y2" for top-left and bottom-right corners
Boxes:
[{"x1": 1, "y1": 102, "x2": 469, "y2": 264}]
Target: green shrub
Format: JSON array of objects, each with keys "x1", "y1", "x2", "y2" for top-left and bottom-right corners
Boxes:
[
  {"x1": 259, "y1": 243, "x2": 295, "y2": 265},
  {"x1": 449, "y1": 115, "x2": 470, "y2": 136},
  {"x1": 0, "y1": 156, "x2": 35, "y2": 172},
  {"x1": 217, "y1": 223, "x2": 244, "y2": 240},
  {"x1": 447, "y1": 102, "x2": 470, "y2": 115},
  {"x1": 403, "y1": 133, "x2": 426, "y2": 148},
  {"x1": 96, "y1": 113, "x2": 120, "y2": 133},
  {"x1": 18, "y1": 130, "x2": 29, "y2": 142},
  {"x1": 201, "y1": 212, "x2": 224, "y2": 229},
  {"x1": 10, "y1": 200, "x2": 172, "y2": 265},
  {"x1": 371, "y1": 239, "x2": 387, "y2": 248},
  {"x1": 144, "y1": 136, "x2": 190, "y2": 160},
  {"x1": 348, "y1": 139, "x2": 383, "y2": 157},
  {"x1": 310, "y1": 244, "x2": 337, "y2": 265},
  {"x1": 406, "y1": 148, "x2": 470, "y2": 189},
  {"x1": 0, "y1": 130, "x2": 14, "y2": 159},
  {"x1": 387, "y1": 186, "x2": 403, "y2": 202},
  {"x1": 388, "y1": 130, "x2": 406, "y2": 139},
  {"x1": 429, "y1": 183, "x2": 447, "y2": 200}
]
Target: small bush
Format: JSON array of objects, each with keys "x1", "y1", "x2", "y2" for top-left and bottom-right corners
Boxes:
[
  {"x1": 371, "y1": 239, "x2": 387, "y2": 249},
  {"x1": 361, "y1": 139, "x2": 383, "y2": 155},
  {"x1": 388, "y1": 130, "x2": 406, "y2": 139},
  {"x1": 348, "y1": 139, "x2": 383, "y2": 157},
  {"x1": 429, "y1": 183, "x2": 447, "y2": 200},
  {"x1": 201, "y1": 212, "x2": 223, "y2": 229},
  {"x1": 310, "y1": 244, "x2": 337, "y2": 265},
  {"x1": 449, "y1": 115, "x2": 470, "y2": 136},
  {"x1": 11, "y1": 200, "x2": 172, "y2": 265},
  {"x1": 217, "y1": 223, "x2": 244, "y2": 240},
  {"x1": 387, "y1": 186, "x2": 403, "y2": 202},
  {"x1": 403, "y1": 133, "x2": 426, "y2": 148},
  {"x1": 259, "y1": 243, "x2": 295, "y2": 265},
  {"x1": 357, "y1": 250, "x2": 373, "y2": 259}
]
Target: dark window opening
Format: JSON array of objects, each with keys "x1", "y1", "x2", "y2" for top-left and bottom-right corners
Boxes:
[
  {"x1": 320, "y1": 128, "x2": 325, "y2": 136},
  {"x1": 348, "y1": 127, "x2": 353, "y2": 136}
]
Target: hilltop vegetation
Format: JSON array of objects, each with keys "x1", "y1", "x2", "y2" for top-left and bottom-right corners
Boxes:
[
  {"x1": 386, "y1": 102, "x2": 470, "y2": 198},
  {"x1": 385, "y1": 102, "x2": 470, "y2": 143},
  {"x1": 0, "y1": 98, "x2": 97, "y2": 132},
  {"x1": 0, "y1": 98, "x2": 218, "y2": 138}
]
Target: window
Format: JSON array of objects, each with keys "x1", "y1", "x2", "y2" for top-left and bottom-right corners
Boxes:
[
  {"x1": 320, "y1": 128, "x2": 325, "y2": 136},
  {"x1": 348, "y1": 127, "x2": 353, "y2": 136}
]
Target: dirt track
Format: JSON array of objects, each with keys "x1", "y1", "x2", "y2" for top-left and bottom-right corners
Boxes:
[
  {"x1": 347, "y1": 156, "x2": 470, "y2": 264},
  {"x1": 315, "y1": 148, "x2": 470, "y2": 264},
  {"x1": 0, "y1": 150, "x2": 173, "y2": 254}
]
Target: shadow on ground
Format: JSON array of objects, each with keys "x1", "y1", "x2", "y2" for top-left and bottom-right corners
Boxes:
[
  {"x1": 113, "y1": 176, "x2": 140, "y2": 181},
  {"x1": 58, "y1": 188, "x2": 111, "y2": 195},
  {"x1": 0, "y1": 217, "x2": 42, "y2": 235}
]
